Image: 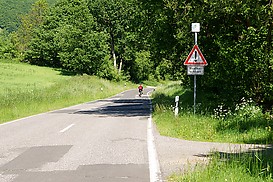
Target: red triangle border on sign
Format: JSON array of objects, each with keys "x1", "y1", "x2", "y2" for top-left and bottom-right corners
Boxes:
[{"x1": 184, "y1": 45, "x2": 208, "y2": 66}]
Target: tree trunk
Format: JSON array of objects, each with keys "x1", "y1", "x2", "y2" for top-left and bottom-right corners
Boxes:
[
  {"x1": 110, "y1": 31, "x2": 117, "y2": 69},
  {"x1": 118, "y1": 58, "x2": 123, "y2": 74},
  {"x1": 267, "y1": 2, "x2": 273, "y2": 82}
]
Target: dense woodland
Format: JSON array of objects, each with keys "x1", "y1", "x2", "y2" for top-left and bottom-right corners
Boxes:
[
  {"x1": 0, "y1": 0, "x2": 56, "y2": 32},
  {"x1": 0, "y1": 0, "x2": 273, "y2": 110}
]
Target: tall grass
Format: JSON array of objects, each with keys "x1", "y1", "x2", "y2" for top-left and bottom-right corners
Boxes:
[
  {"x1": 153, "y1": 110, "x2": 218, "y2": 142},
  {"x1": 0, "y1": 61, "x2": 133, "y2": 123},
  {"x1": 169, "y1": 150, "x2": 273, "y2": 182},
  {"x1": 152, "y1": 82, "x2": 273, "y2": 144},
  {"x1": 152, "y1": 82, "x2": 273, "y2": 181},
  {"x1": 0, "y1": 61, "x2": 69, "y2": 93}
]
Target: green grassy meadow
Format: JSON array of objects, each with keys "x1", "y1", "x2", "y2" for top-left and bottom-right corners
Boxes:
[
  {"x1": 0, "y1": 61, "x2": 69, "y2": 92},
  {"x1": 152, "y1": 82, "x2": 273, "y2": 182},
  {"x1": 0, "y1": 61, "x2": 133, "y2": 123}
]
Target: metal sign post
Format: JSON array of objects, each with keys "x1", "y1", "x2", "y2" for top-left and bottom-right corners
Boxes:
[
  {"x1": 193, "y1": 27, "x2": 198, "y2": 114},
  {"x1": 184, "y1": 23, "x2": 208, "y2": 114}
]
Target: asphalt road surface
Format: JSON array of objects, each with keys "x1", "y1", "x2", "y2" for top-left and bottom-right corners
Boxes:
[
  {"x1": 1, "y1": 87, "x2": 266, "y2": 182},
  {"x1": 0, "y1": 88, "x2": 161, "y2": 182}
]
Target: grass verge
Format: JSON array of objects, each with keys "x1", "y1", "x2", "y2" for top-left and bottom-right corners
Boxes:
[
  {"x1": 169, "y1": 150, "x2": 273, "y2": 182},
  {"x1": 0, "y1": 61, "x2": 134, "y2": 124},
  {"x1": 152, "y1": 81, "x2": 273, "y2": 181},
  {"x1": 152, "y1": 82, "x2": 273, "y2": 144}
]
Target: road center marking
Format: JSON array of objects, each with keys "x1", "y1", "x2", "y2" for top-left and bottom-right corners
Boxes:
[
  {"x1": 60, "y1": 124, "x2": 75, "y2": 133},
  {"x1": 147, "y1": 116, "x2": 162, "y2": 182}
]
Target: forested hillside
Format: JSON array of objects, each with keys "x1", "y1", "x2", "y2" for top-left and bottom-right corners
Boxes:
[
  {"x1": 1, "y1": 0, "x2": 273, "y2": 111},
  {"x1": 0, "y1": 0, "x2": 57, "y2": 32}
]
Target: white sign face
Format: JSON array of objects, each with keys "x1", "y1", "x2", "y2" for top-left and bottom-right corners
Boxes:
[
  {"x1": 192, "y1": 23, "x2": 200, "y2": 32},
  {"x1": 187, "y1": 66, "x2": 204, "y2": 75},
  {"x1": 184, "y1": 45, "x2": 208, "y2": 66},
  {"x1": 189, "y1": 50, "x2": 203, "y2": 63},
  {"x1": 175, "y1": 96, "x2": 179, "y2": 102}
]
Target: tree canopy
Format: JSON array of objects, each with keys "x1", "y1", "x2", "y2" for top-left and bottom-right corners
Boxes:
[
  {"x1": 1, "y1": 0, "x2": 273, "y2": 109},
  {"x1": 0, "y1": 0, "x2": 56, "y2": 32}
]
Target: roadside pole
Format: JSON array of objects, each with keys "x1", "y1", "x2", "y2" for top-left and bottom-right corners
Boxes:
[
  {"x1": 175, "y1": 96, "x2": 179, "y2": 117},
  {"x1": 184, "y1": 23, "x2": 208, "y2": 114},
  {"x1": 194, "y1": 30, "x2": 198, "y2": 114}
]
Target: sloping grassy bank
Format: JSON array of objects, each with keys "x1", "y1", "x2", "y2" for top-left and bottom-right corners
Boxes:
[
  {"x1": 0, "y1": 61, "x2": 133, "y2": 123},
  {"x1": 152, "y1": 82, "x2": 273, "y2": 181},
  {"x1": 152, "y1": 82, "x2": 273, "y2": 144}
]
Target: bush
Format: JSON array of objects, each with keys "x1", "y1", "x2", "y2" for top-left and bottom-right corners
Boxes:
[{"x1": 215, "y1": 98, "x2": 265, "y2": 132}]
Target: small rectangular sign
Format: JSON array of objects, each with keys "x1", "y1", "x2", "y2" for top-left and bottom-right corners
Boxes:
[
  {"x1": 175, "y1": 96, "x2": 179, "y2": 102},
  {"x1": 192, "y1": 23, "x2": 200, "y2": 32},
  {"x1": 187, "y1": 66, "x2": 204, "y2": 75}
]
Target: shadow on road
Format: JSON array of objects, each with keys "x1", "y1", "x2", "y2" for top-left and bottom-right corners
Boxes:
[{"x1": 74, "y1": 99, "x2": 152, "y2": 117}]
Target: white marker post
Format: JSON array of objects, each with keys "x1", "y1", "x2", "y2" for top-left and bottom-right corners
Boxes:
[{"x1": 175, "y1": 96, "x2": 179, "y2": 117}]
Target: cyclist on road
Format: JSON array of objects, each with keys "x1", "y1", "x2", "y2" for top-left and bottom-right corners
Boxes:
[{"x1": 138, "y1": 84, "x2": 143, "y2": 97}]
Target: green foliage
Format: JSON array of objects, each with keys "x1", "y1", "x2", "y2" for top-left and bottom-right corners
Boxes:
[
  {"x1": 170, "y1": 151, "x2": 273, "y2": 182},
  {"x1": 200, "y1": 1, "x2": 273, "y2": 108},
  {"x1": 131, "y1": 50, "x2": 152, "y2": 82},
  {"x1": 153, "y1": 81, "x2": 273, "y2": 182},
  {"x1": 2, "y1": 0, "x2": 273, "y2": 108},
  {"x1": 0, "y1": 30, "x2": 17, "y2": 59},
  {"x1": 27, "y1": 0, "x2": 110, "y2": 76},
  {"x1": 95, "y1": 56, "x2": 120, "y2": 81},
  {"x1": 155, "y1": 58, "x2": 173, "y2": 80},
  {"x1": 215, "y1": 98, "x2": 264, "y2": 130},
  {"x1": 145, "y1": 0, "x2": 273, "y2": 108},
  {"x1": 0, "y1": 0, "x2": 56, "y2": 32},
  {"x1": 152, "y1": 82, "x2": 273, "y2": 144},
  {"x1": 214, "y1": 98, "x2": 273, "y2": 144},
  {"x1": 88, "y1": 0, "x2": 148, "y2": 81},
  {"x1": 12, "y1": 0, "x2": 49, "y2": 61},
  {"x1": 26, "y1": 0, "x2": 156, "y2": 81},
  {"x1": 0, "y1": 61, "x2": 133, "y2": 123}
]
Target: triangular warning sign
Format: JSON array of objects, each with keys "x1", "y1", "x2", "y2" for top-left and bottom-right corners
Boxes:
[{"x1": 184, "y1": 45, "x2": 208, "y2": 66}]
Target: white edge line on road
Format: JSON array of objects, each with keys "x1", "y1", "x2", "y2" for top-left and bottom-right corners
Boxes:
[
  {"x1": 0, "y1": 113, "x2": 45, "y2": 127},
  {"x1": 147, "y1": 116, "x2": 162, "y2": 182},
  {"x1": 147, "y1": 89, "x2": 154, "y2": 96},
  {"x1": 59, "y1": 124, "x2": 75, "y2": 133}
]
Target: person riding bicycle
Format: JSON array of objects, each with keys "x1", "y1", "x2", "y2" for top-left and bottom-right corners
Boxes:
[{"x1": 138, "y1": 84, "x2": 143, "y2": 96}]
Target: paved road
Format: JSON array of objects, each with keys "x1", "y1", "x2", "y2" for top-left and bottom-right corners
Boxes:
[
  {"x1": 2, "y1": 87, "x2": 268, "y2": 182},
  {"x1": 0, "y1": 88, "x2": 160, "y2": 182}
]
